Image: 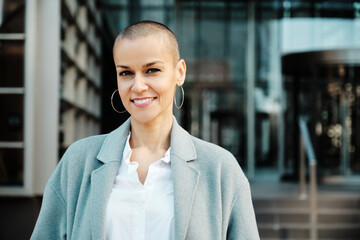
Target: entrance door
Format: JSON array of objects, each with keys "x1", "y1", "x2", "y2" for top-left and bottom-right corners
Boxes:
[{"x1": 283, "y1": 49, "x2": 360, "y2": 178}]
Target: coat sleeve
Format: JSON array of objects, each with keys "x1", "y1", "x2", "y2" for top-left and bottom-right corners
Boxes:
[
  {"x1": 226, "y1": 181, "x2": 260, "y2": 240},
  {"x1": 30, "y1": 182, "x2": 67, "y2": 240}
]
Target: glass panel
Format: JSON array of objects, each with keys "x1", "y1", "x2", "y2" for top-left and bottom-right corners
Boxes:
[
  {"x1": 177, "y1": 8, "x2": 196, "y2": 58},
  {"x1": 103, "y1": 0, "x2": 360, "y2": 180},
  {"x1": 0, "y1": 94, "x2": 24, "y2": 141},
  {"x1": 283, "y1": 50, "x2": 360, "y2": 177},
  {"x1": 255, "y1": 1, "x2": 360, "y2": 176},
  {"x1": 105, "y1": 0, "x2": 127, "y2": 6},
  {"x1": 314, "y1": 66, "x2": 342, "y2": 175},
  {"x1": 351, "y1": 67, "x2": 360, "y2": 173},
  {"x1": 175, "y1": 2, "x2": 248, "y2": 166},
  {"x1": 104, "y1": 9, "x2": 129, "y2": 37},
  {"x1": 313, "y1": 65, "x2": 360, "y2": 175},
  {"x1": 140, "y1": 0, "x2": 165, "y2": 7},
  {"x1": 255, "y1": 7, "x2": 282, "y2": 168},
  {"x1": 0, "y1": 40, "x2": 24, "y2": 87},
  {"x1": 0, "y1": 0, "x2": 25, "y2": 33},
  {"x1": 283, "y1": 75, "x2": 297, "y2": 176},
  {"x1": 0, "y1": 148, "x2": 23, "y2": 186},
  {"x1": 142, "y1": 10, "x2": 166, "y2": 23}
]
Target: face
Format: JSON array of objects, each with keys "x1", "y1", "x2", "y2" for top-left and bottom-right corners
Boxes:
[{"x1": 113, "y1": 34, "x2": 186, "y2": 126}]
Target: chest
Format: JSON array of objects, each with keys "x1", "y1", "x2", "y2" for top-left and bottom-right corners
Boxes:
[
  {"x1": 106, "y1": 159, "x2": 175, "y2": 239},
  {"x1": 130, "y1": 147, "x2": 169, "y2": 184}
]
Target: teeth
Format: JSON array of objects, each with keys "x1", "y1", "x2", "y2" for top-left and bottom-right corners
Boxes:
[{"x1": 133, "y1": 98, "x2": 154, "y2": 105}]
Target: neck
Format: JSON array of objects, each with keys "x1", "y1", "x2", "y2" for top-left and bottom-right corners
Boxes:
[{"x1": 129, "y1": 115, "x2": 173, "y2": 152}]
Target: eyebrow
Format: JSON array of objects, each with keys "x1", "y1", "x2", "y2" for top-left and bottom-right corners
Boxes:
[
  {"x1": 144, "y1": 61, "x2": 164, "y2": 67},
  {"x1": 116, "y1": 61, "x2": 164, "y2": 69},
  {"x1": 116, "y1": 65, "x2": 129, "y2": 69}
]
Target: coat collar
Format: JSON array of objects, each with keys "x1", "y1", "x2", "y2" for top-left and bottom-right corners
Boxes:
[
  {"x1": 91, "y1": 118, "x2": 131, "y2": 239},
  {"x1": 96, "y1": 118, "x2": 131, "y2": 163},
  {"x1": 169, "y1": 117, "x2": 200, "y2": 239},
  {"x1": 96, "y1": 116, "x2": 197, "y2": 163},
  {"x1": 93, "y1": 116, "x2": 199, "y2": 240},
  {"x1": 170, "y1": 116, "x2": 197, "y2": 162}
]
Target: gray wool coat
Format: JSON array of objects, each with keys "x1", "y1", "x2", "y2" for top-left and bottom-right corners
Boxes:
[{"x1": 31, "y1": 117, "x2": 260, "y2": 240}]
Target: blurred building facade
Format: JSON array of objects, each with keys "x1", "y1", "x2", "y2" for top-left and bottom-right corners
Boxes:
[
  {"x1": 0, "y1": 0, "x2": 359, "y2": 239},
  {"x1": 101, "y1": 0, "x2": 360, "y2": 181}
]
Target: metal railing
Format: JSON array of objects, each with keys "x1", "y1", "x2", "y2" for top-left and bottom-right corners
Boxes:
[{"x1": 299, "y1": 118, "x2": 318, "y2": 240}]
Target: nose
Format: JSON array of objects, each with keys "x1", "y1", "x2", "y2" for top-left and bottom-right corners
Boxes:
[{"x1": 131, "y1": 74, "x2": 148, "y2": 93}]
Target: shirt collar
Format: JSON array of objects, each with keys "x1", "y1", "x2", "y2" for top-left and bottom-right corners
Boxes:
[
  {"x1": 122, "y1": 132, "x2": 171, "y2": 164},
  {"x1": 97, "y1": 116, "x2": 196, "y2": 164},
  {"x1": 122, "y1": 132, "x2": 132, "y2": 164},
  {"x1": 162, "y1": 147, "x2": 171, "y2": 164}
]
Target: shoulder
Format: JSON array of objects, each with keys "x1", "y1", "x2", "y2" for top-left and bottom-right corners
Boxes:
[
  {"x1": 188, "y1": 135, "x2": 250, "y2": 206},
  {"x1": 59, "y1": 133, "x2": 109, "y2": 171},
  {"x1": 189, "y1": 135, "x2": 248, "y2": 187},
  {"x1": 64, "y1": 134, "x2": 108, "y2": 156},
  {"x1": 190, "y1": 135, "x2": 240, "y2": 170},
  {"x1": 48, "y1": 134, "x2": 108, "y2": 189}
]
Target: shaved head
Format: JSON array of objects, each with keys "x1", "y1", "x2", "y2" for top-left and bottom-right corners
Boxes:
[{"x1": 113, "y1": 20, "x2": 180, "y2": 64}]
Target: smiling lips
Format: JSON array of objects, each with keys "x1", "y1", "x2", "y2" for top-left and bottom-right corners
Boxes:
[{"x1": 132, "y1": 97, "x2": 156, "y2": 107}]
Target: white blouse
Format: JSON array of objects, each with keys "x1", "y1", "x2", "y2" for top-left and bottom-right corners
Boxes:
[{"x1": 106, "y1": 133, "x2": 174, "y2": 240}]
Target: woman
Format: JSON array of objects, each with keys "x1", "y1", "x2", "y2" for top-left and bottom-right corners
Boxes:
[{"x1": 31, "y1": 20, "x2": 259, "y2": 240}]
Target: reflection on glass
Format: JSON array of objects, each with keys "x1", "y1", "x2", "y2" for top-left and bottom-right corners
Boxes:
[
  {"x1": 314, "y1": 65, "x2": 360, "y2": 175},
  {"x1": 175, "y1": 2, "x2": 247, "y2": 165},
  {"x1": 102, "y1": 0, "x2": 360, "y2": 177},
  {"x1": 0, "y1": 0, "x2": 25, "y2": 33},
  {"x1": 0, "y1": 148, "x2": 23, "y2": 186},
  {"x1": 0, "y1": 94, "x2": 24, "y2": 141},
  {"x1": 284, "y1": 55, "x2": 360, "y2": 176},
  {"x1": 0, "y1": 40, "x2": 24, "y2": 87}
]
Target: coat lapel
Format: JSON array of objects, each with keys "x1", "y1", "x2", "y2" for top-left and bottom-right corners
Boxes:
[
  {"x1": 91, "y1": 118, "x2": 131, "y2": 239},
  {"x1": 171, "y1": 118, "x2": 200, "y2": 240},
  {"x1": 89, "y1": 117, "x2": 200, "y2": 240},
  {"x1": 90, "y1": 162, "x2": 120, "y2": 239}
]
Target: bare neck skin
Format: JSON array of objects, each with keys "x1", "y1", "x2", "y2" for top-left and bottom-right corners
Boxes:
[
  {"x1": 130, "y1": 114, "x2": 173, "y2": 152},
  {"x1": 129, "y1": 114, "x2": 173, "y2": 184}
]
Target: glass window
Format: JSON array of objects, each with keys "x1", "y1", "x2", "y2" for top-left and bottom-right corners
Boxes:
[
  {"x1": 102, "y1": 0, "x2": 360, "y2": 178},
  {"x1": 0, "y1": 0, "x2": 25, "y2": 189},
  {"x1": 102, "y1": 0, "x2": 249, "y2": 166},
  {"x1": 0, "y1": 148, "x2": 23, "y2": 186},
  {"x1": 142, "y1": 9, "x2": 166, "y2": 23},
  {"x1": 283, "y1": 50, "x2": 360, "y2": 176},
  {"x1": 0, "y1": 0, "x2": 25, "y2": 33},
  {"x1": 0, "y1": 40, "x2": 24, "y2": 87},
  {"x1": 0, "y1": 95, "x2": 24, "y2": 142},
  {"x1": 312, "y1": 65, "x2": 360, "y2": 175},
  {"x1": 175, "y1": 2, "x2": 248, "y2": 165},
  {"x1": 140, "y1": 0, "x2": 166, "y2": 7}
]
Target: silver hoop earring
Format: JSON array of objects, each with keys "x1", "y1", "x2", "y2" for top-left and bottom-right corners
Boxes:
[
  {"x1": 111, "y1": 89, "x2": 127, "y2": 113},
  {"x1": 174, "y1": 85, "x2": 184, "y2": 109}
]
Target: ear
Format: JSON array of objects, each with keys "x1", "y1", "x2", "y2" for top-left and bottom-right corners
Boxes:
[{"x1": 176, "y1": 59, "x2": 186, "y2": 86}]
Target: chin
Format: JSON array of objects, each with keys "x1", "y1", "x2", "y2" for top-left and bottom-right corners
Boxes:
[
  {"x1": 130, "y1": 110, "x2": 172, "y2": 125},
  {"x1": 130, "y1": 111, "x2": 158, "y2": 124}
]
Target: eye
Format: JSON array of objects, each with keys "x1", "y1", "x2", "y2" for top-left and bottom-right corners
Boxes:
[
  {"x1": 146, "y1": 68, "x2": 160, "y2": 74},
  {"x1": 119, "y1": 70, "x2": 133, "y2": 76}
]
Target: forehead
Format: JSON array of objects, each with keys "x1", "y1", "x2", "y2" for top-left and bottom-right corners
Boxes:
[
  {"x1": 116, "y1": 32, "x2": 168, "y2": 47},
  {"x1": 114, "y1": 34, "x2": 174, "y2": 63}
]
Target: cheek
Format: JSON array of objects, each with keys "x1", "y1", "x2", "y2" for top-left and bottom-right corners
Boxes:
[
  {"x1": 153, "y1": 81, "x2": 176, "y2": 99},
  {"x1": 160, "y1": 73, "x2": 177, "y2": 96},
  {"x1": 117, "y1": 82, "x2": 131, "y2": 99}
]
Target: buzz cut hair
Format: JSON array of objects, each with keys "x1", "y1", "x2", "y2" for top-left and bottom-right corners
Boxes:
[{"x1": 113, "y1": 20, "x2": 180, "y2": 64}]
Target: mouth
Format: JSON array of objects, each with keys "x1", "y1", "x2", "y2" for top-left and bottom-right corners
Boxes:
[{"x1": 131, "y1": 97, "x2": 156, "y2": 106}]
